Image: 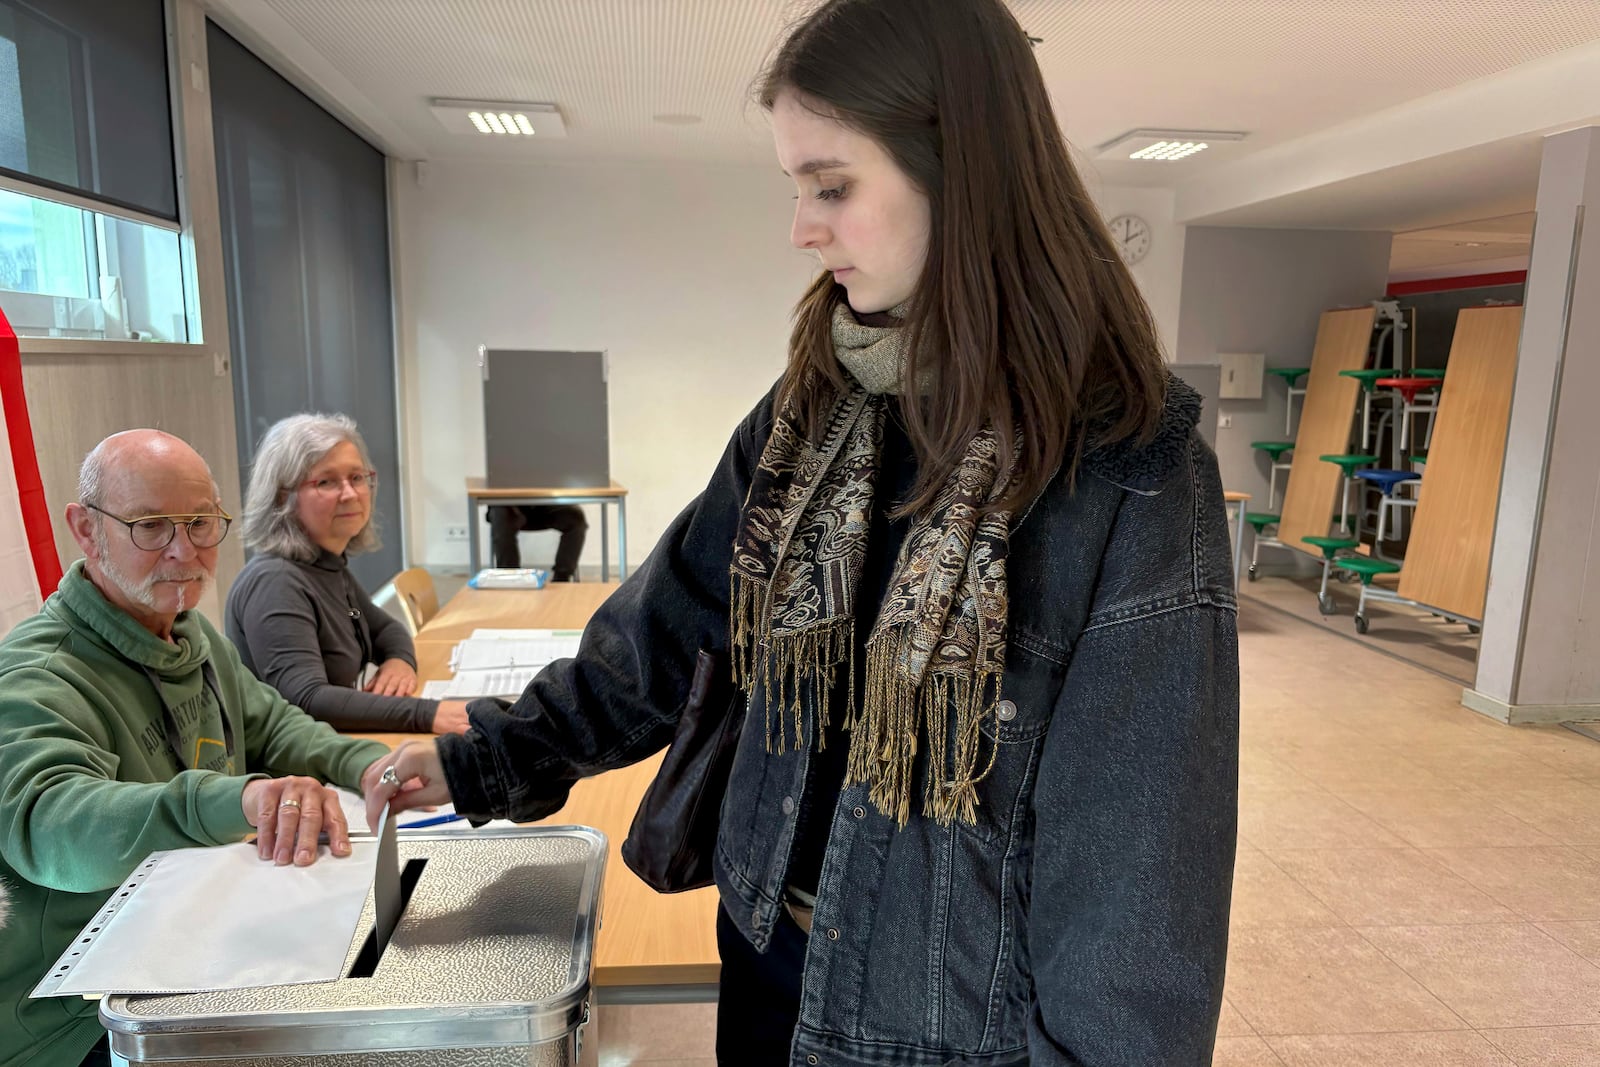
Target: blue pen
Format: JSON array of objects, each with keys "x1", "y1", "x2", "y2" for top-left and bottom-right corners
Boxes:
[{"x1": 398, "y1": 812, "x2": 467, "y2": 829}]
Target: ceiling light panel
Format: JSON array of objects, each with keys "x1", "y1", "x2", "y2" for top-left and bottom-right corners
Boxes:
[
  {"x1": 429, "y1": 98, "x2": 567, "y2": 138},
  {"x1": 1096, "y1": 128, "x2": 1247, "y2": 162}
]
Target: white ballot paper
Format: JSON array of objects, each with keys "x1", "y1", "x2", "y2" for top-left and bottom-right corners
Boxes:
[
  {"x1": 334, "y1": 788, "x2": 374, "y2": 836},
  {"x1": 33, "y1": 808, "x2": 399, "y2": 998},
  {"x1": 468, "y1": 628, "x2": 571, "y2": 641},
  {"x1": 451, "y1": 634, "x2": 579, "y2": 672},
  {"x1": 420, "y1": 670, "x2": 533, "y2": 699},
  {"x1": 444, "y1": 667, "x2": 538, "y2": 698}
]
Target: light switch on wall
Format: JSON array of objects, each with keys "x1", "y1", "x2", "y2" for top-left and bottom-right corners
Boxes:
[{"x1": 1218, "y1": 413, "x2": 1233, "y2": 430}]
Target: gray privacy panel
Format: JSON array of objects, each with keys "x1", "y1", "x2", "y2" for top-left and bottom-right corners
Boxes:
[
  {"x1": 1171, "y1": 364, "x2": 1221, "y2": 449},
  {"x1": 209, "y1": 22, "x2": 400, "y2": 592},
  {"x1": 483, "y1": 350, "x2": 610, "y2": 489}
]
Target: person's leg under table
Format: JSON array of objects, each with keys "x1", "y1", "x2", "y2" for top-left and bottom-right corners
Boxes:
[
  {"x1": 487, "y1": 505, "x2": 528, "y2": 569},
  {"x1": 523, "y1": 505, "x2": 588, "y2": 581}
]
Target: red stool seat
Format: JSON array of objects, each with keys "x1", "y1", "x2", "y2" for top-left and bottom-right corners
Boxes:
[{"x1": 1376, "y1": 377, "x2": 1439, "y2": 405}]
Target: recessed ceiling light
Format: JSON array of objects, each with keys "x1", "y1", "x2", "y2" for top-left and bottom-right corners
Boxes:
[
  {"x1": 1094, "y1": 128, "x2": 1247, "y2": 162},
  {"x1": 429, "y1": 98, "x2": 567, "y2": 139},
  {"x1": 653, "y1": 113, "x2": 703, "y2": 126}
]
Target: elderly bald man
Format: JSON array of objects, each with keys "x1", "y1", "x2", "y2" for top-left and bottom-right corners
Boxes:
[{"x1": 0, "y1": 430, "x2": 394, "y2": 1067}]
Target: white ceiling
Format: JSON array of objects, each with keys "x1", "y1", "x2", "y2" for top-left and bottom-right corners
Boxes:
[
  {"x1": 207, "y1": 0, "x2": 1600, "y2": 251},
  {"x1": 1188, "y1": 137, "x2": 1548, "y2": 231}
]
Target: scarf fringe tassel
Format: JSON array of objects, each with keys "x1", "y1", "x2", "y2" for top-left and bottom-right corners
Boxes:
[{"x1": 732, "y1": 573, "x2": 1001, "y2": 828}]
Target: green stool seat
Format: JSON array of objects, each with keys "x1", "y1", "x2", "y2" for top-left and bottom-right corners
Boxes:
[
  {"x1": 1301, "y1": 535, "x2": 1359, "y2": 559},
  {"x1": 1255, "y1": 441, "x2": 1298, "y2": 510},
  {"x1": 1336, "y1": 556, "x2": 1405, "y2": 634},
  {"x1": 1301, "y1": 536, "x2": 1359, "y2": 615},
  {"x1": 1320, "y1": 454, "x2": 1377, "y2": 475},
  {"x1": 1244, "y1": 513, "x2": 1288, "y2": 581},
  {"x1": 1272, "y1": 367, "x2": 1314, "y2": 437},
  {"x1": 1334, "y1": 557, "x2": 1402, "y2": 584},
  {"x1": 1321, "y1": 455, "x2": 1376, "y2": 531},
  {"x1": 1410, "y1": 452, "x2": 1429, "y2": 465},
  {"x1": 1339, "y1": 368, "x2": 1392, "y2": 392},
  {"x1": 1412, "y1": 368, "x2": 1446, "y2": 379}
]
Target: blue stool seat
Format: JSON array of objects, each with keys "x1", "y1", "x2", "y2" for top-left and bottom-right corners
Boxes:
[{"x1": 1355, "y1": 469, "x2": 1421, "y2": 497}]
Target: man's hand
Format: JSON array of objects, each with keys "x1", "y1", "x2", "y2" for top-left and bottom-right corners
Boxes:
[
  {"x1": 362, "y1": 742, "x2": 452, "y2": 832},
  {"x1": 366, "y1": 658, "x2": 417, "y2": 696},
  {"x1": 240, "y1": 776, "x2": 351, "y2": 866},
  {"x1": 430, "y1": 700, "x2": 471, "y2": 735}
]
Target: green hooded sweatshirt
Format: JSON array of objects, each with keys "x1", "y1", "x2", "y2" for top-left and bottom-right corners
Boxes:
[{"x1": 0, "y1": 561, "x2": 389, "y2": 1067}]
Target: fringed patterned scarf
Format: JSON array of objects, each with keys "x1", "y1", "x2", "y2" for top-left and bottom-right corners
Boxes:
[{"x1": 731, "y1": 302, "x2": 1017, "y2": 826}]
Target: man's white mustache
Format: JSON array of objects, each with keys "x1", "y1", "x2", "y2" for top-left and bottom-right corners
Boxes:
[{"x1": 151, "y1": 571, "x2": 208, "y2": 583}]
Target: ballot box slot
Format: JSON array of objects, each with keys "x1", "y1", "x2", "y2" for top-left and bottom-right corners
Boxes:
[{"x1": 346, "y1": 857, "x2": 428, "y2": 978}]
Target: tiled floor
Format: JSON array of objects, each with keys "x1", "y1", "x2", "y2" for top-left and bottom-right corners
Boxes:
[
  {"x1": 1241, "y1": 571, "x2": 1480, "y2": 685},
  {"x1": 1221, "y1": 601, "x2": 1600, "y2": 1065},
  {"x1": 588, "y1": 597, "x2": 1600, "y2": 1067}
]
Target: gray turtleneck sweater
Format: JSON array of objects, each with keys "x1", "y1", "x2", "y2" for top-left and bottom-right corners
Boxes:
[{"x1": 225, "y1": 549, "x2": 437, "y2": 732}]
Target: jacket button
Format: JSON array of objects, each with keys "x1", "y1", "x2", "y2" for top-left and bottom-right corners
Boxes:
[
  {"x1": 781, "y1": 795, "x2": 795, "y2": 815},
  {"x1": 852, "y1": 806, "x2": 866, "y2": 819},
  {"x1": 751, "y1": 907, "x2": 762, "y2": 929},
  {"x1": 826, "y1": 928, "x2": 839, "y2": 940},
  {"x1": 995, "y1": 699, "x2": 1017, "y2": 722},
  {"x1": 807, "y1": 1057, "x2": 819, "y2": 1065}
]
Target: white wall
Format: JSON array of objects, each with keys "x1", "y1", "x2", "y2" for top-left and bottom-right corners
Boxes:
[
  {"x1": 1084, "y1": 182, "x2": 1186, "y2": 360},
  {"x1": 393, "y1": 159, "x2": 817, "y2": 571},
  {"x1": 394, "y1": 163, "x2": 1201, "y2": 572}
]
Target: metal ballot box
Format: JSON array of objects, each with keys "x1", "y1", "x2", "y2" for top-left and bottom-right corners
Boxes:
[{"x1": 101, "y1": 827, "x2": 606, "y2": 1066}]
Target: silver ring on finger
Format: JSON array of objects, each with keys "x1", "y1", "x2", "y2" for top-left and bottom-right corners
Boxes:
[
  {"x1": 378, "y1": 765, "x2": 401, "y2": 788},
  {"x1": 279, "y1": 798, "x2": 302, "y2": 809}
]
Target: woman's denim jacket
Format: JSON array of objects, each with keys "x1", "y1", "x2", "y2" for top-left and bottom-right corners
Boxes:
[{"x1": 440, "y1": 376, "x2": 1239, "y2": 1066}]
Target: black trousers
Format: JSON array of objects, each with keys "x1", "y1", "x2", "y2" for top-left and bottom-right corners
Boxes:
[
  {"x1": 486, "y1": 505, "x2": 587, "y2": 580},
  {"x1": 716, "y1": 902, "x2": 807, "y2": 1066}
]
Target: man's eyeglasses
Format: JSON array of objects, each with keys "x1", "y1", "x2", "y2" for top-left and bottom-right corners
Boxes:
[
  {"x1": 85, "y1": 504, "x2": 233, "y2": 551},
  {"x1": 301, "y1": 471, "x2": 378, "y2": 496}
]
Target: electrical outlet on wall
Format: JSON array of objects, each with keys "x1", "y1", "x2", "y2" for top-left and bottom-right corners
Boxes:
[{"x1": 444, "y1": 525, "x2": 469, "y2": 542}]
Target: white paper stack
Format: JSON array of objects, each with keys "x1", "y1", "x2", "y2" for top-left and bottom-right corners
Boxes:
[{"x1": 422, "y1": 629, "x2": 582, "y2": 700}]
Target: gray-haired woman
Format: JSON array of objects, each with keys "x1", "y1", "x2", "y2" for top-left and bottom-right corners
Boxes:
[{"x1": 225, "y1": 414, "x2": 469, "y2": 735}]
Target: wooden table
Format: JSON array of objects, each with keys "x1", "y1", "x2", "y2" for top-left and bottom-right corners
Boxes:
[
  {"x1": 1224, "y1": 490, "x2": 1251, "y2": 585},
  {"x1": 360, "y1": 582, "x2": 721, "y2": 1003},
  {"x1": 465, "y1": 477, "x2": 629, "y2": 581}
]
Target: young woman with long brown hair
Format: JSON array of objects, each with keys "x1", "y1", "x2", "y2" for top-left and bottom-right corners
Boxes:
[{"x1": 370, "y1": 1, "x2": 1238, "y2": 1062}]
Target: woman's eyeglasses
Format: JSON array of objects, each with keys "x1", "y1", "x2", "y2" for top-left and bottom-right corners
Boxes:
[
  {"x1": 85, "y1": 504, "x2": 233, "y2": 551},
  {"x1": 301, "y1": 471, "x2": 378, "y2": 496}
]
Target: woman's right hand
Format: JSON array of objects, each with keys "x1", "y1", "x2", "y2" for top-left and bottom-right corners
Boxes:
[
  {"x1": 431, "y1": 699, "x2": 472, "y2": 735},
  {"x1": 362, "y1": 741, "x2": 452, "y2": 831}
]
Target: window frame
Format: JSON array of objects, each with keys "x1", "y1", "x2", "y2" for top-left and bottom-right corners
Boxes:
[{"x1": 0, "y1": 0, "x2": 204, "y2": 355}]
